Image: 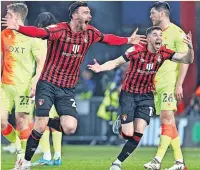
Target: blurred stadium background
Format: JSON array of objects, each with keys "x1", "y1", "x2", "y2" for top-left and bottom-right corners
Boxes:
[{"x1": 1, "y1": 1, "x2": 200, "y2": 170}]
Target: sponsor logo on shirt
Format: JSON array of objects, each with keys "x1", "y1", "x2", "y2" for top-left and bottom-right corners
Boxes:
[{"x1": 4, "y1": 45, "x2": 25, "y2": 54}]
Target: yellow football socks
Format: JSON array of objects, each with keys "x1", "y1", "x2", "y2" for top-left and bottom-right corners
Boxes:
[
  {"x1": 171, "y1": 126, "x2": 183, "y2": 162},
  {"x1": 156, "y1": 124, "x2": 173, "y2": 161},
  {"x1": 52, "y1": 129, "x2": 62, "y2": 159}
]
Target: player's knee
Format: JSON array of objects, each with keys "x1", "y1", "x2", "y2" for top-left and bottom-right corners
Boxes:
[
  {"x1": 16, "y1": 116, "x2": 28, "y2": 130},
  {"x1": 63, "y1": 128, "x2": 76, "y2": 135},
  {"x1": 61, "y1": 121, "x2": 77, "y2": 135},
  {"x1": 160, "y1": 110, "x2": 174, "y2": 124},
  {"x1": 60, "y1": 115, "x2": 77, "y2": 135},
  {"x1": 1, "y1": 118, "x2": 8, "y2": 130},
  {"x1": 121, "y1": 125, "x2": 134, "y2": 137},
  {"x1": 15, "y1": 119, "x2": 24, "y2": 130},
  {"x1": 122, "y1": 131, "x2": 133, "y2": 137},
  {"x1": 120, "y1": 130, "x2": 134, "y2": 139},
  {"x1": 34, "y1": 123, "x2": 46, "y2": 133},
  {"x1": 1, "y1": 112, "x2": 9, "y2": 130},
  {"x1": 34, "y1": 117, "x2": 48, "y2": 133},
  {"x1": 61, "y1": 124, "x2": 76, "y2": 135}
]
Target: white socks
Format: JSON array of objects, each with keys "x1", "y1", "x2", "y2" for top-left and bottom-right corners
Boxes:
[
  {"x1": 113, "y1": 159, "x2": 121, "y2": 165},
  {"x1": 43, "y1": 151, "x2": 61, "y2": 160},
  {"x1": 155, "y1": 156, "x2": 162, "y2": 163},
  {"x1": 53, "y1": 152, "x2": 61, "y2": 160},
  {"x1": 23, "y1": 159, "x2": 31, "y2": 166},
  {"x1": 43, "y1": 151, "x2": 51, "y2": 161}
]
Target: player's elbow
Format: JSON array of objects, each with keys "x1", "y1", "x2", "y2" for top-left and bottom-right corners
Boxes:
[
  {"x1": 190, "y1": 55, "x2": 194, "y2": 64},
  {"x1": 181, "y1": 55, "x2": 194, "y2": 64},
  {"x1": 182, "y1": 60, "x2": 192, "y2": 64},
  {"x1": 188, "y1": 59, "x2": 194, "y2": 64},
  {"x1": 185, "y1": 57, "x2": 194, "y2": 64}
]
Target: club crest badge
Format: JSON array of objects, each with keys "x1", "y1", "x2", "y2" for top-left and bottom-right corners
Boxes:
[
  {"x1": 38, "y1": 99, "x2": 44, "y2": 105},
  {"x1": 157, "y1": 54, "x2": 161, "y2": 63},
  {"x1": 121, "y1": 114, "x2": 127, "y2": 121}
]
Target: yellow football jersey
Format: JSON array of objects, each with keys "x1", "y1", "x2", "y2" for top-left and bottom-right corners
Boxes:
[
  {"x1": 1, "y1": 29, "x2": 46, "y2": 85},
  {"x1": 155, "y1": 23, "x2": 188, "y2": 88}
]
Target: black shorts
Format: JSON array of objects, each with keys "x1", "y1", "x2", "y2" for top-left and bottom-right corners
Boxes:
[
  {"x1": 119, "y1": 90, "x2": 155, "y2": 125},
  {"x1": 35, "y1": 80, "x2": 78, "y2": 119}
]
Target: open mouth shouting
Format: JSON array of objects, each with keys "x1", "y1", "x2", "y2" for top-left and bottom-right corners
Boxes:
[
  {"x1": 155, "y1": 41, "x2": 162, "y2": 49},
  {"x1": 85, "y1": 20, "x2": 90, "y2": 25}
]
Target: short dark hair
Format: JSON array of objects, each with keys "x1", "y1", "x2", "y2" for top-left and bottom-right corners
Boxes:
[
  {"x1": 151, "y1": 1, "x2": 170, "y2": 17},
  {"x1": 34, "y1": 12, "x2": 58, "y2": 28},
  {"x1": 7, "y1": 3, "x2": 28, "y2": 22},
  {"x1": 146, "y1": 26, "x2": 162, "y2": 35},
  {"x1": 68, "y1": 1, "x2": 88, "y2": 19}
]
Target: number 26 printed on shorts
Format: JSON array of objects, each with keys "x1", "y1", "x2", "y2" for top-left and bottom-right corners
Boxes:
[{"x1": 162, "y1": 93, "x2": 174, "y2": 103}]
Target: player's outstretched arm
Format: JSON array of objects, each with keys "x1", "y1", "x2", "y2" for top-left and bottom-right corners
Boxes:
[
  {"x1": 171, "y1": 32, "x2": 194, "y2": 64},
  {"x1": 88, "y1": 57, "x2": 126, "y2": 73},
  {"x1": 1, "y1": 17, "x2": 48, "y2": 38},
  {"x1": 103, "y1": 28, "x2": 147, "y2": 46}
]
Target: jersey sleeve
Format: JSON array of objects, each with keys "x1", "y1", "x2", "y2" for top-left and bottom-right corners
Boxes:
[
  {"x1": 44, "y1": 23, "x2": 65, "y2": 41},
  {"x1": 102, "y1": 34, "x2": 128, "y2": 45},
  {"x1": 175, "y1": 29, "x2": 188, "y2": 53},
  {"x1": 122, "y1": 45, "x2": 142, "y2": 61},
  {"x1": 161, "y1": 46, "x2": 176, "y2": 60},
  {"x1": 92, "y1": 24, "x2": 128, "y2": 45},
  {"x1": 89, "y1": 26, "x2": 104, "y2": 43}
]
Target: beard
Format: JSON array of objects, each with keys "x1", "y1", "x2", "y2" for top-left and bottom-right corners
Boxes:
[
  {"x1": 77, "y1": 19, "x2": 87, "y2": 31},
  {"x1": 81, "y1": 23, "x2": 87, "y2": 31},
  {"x1": 152, "y1": 19, "x2": 161, "y2": 26}
]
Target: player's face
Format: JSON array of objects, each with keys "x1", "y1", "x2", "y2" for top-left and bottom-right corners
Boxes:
[
  {"x1": 150, "y1": 8, "x2": 162, "y2": 26},
  {"x1": 76, "y1": 6, "x2": 92, "y2": 31},
  {"x1": 148, "y1": 30, "x2": 163, "y2": 52},
  {"x1": 5, "y1": 10, "x2": 18, "y2": 20}
]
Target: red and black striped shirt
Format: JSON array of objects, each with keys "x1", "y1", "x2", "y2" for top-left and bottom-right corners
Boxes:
[
  {"x1": 122, "y1": 45, "x2": 175, "y2": 94},
  {"x1": 39, "y1": 22, "x2": 105, "y2": 87},
  {"x1": 18, "y1": 23, "x2": 128, "y2": 88}
]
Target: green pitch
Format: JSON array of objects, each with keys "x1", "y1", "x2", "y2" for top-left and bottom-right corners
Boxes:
[{"x1": 1, "y1": 145, "x2": 200, "y2": 170}]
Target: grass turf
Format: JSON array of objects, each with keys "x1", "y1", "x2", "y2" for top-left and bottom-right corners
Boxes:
[{"x1": 1, "y1": 145, "x2": 200, "y2": 170}]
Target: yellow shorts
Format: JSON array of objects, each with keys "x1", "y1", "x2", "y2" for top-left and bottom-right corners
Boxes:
[
  {"x1": 154, "y1": 86, "x2": 177, "y2": 115},
  {"x1": 1, "y1": 83, "x2": 32, "y2": 113},
  {"x1": 49, "y1": 105, "x2": 59, "y2": 118},
  {"x1": 0, "y1": 87, "x2": 7, "y2": 111}
]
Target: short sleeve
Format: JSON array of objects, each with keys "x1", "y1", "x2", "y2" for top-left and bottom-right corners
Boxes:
[
  {"x1": 122, "y1": 45, "x2": 142, "y2": 62},
  {"x1": 88, "y1": 26, "x2": 104, "y2": 43},
  {"x1": 161, "y1": 46, "x2": 175, "y2": 60},
  {"x1": 44, "y1": 23, "x2": 66, "y2": 41},
  {"x1": 175, "y1": 29, "x2": 188, "y2": 53}
]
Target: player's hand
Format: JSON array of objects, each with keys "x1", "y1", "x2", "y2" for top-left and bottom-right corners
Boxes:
[
  {"x1": 175, "y1": 84, "x2": 183, "y2": 101},
  {"x1": 128, "y1": 27, "x2": 147, "y2": 46},
  {"x1": 87, "y1": 59, "x2": 101, "y2": 73},
  {"x1": 1, "y1": 17, "x2": 19, "y2": 30},
  {"x1": 183, "y1": 31, "x2": 193, "y2": 49}
]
